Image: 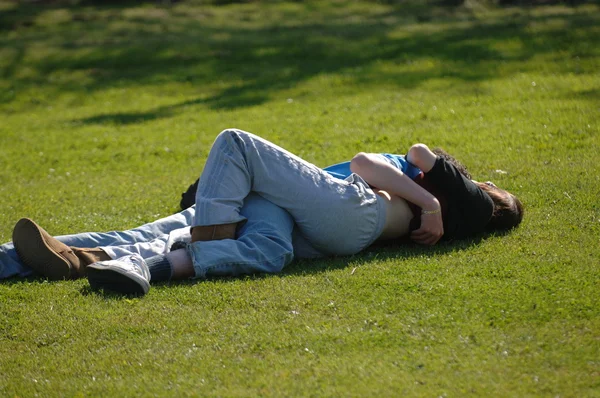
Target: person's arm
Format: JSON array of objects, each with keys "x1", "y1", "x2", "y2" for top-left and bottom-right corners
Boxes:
[
  {"x1": 408, "y1": 144, "x2": 494, "y2": 237},
  {"x1": 350, "y1": 152, "x2": 443, "y2": 245},
  {"x1": 406, "y1": 143, "x2": 437, "y2": 172}
]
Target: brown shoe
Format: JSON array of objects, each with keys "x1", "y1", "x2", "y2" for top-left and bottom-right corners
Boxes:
[
  {"x1": 71, "y1": 247, "x2": 111, "y2": 273},
  {"x1": 12, "y1": 218, "x2": 100, "y2": 280}
]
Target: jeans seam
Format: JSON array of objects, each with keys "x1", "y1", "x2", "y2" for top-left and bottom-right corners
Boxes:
[{"x1": 194, "y1": 251, "x2": 292, "y2": 275}]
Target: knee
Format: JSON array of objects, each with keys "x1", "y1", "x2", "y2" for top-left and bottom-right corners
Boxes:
[
  {"x1": 213, "y1": 129, "x2": 252, "y2": 152},
  {"x1": 215, "y1": 128, "x2": 246, "y2": 144}
]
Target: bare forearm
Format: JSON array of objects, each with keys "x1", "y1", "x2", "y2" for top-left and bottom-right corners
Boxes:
[{"x1": 350, "y1": 153, "x2": 440, "y2": 211}]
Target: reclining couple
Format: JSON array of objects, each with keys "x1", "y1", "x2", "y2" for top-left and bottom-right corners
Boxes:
[{"x1": 4, "y1": 129, "x2": 523, "y2": 295}]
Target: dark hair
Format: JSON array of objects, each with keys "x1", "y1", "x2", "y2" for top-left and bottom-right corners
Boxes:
[
  {"x1": 478, "y1": 183, "x2": 524, "y2": 231},
  {"x1": 432, "y1": 148, "x2": 471, "y2": 179}
]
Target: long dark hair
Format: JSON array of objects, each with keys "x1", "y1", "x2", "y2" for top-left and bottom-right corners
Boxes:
[
  {"x1": 478, "y1": 183, "x2": 524, "y2": 231},
  {"x1": 432, "y1": 148, "x2": 471, "y2": 179},
  {"x1": 432, "y1": 147, "x2": 523, "y2": 231}
]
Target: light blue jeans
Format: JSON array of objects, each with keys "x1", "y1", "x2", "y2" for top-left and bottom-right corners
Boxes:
[
  {"x1": 0, "y1": 206, "x2": 196, "y2": 279},
  {"x1": 189, "y1": 129, "x2": 385, "y2": 278},
  {"x1": 0, "y1": 129, "x2": 385, "y2": 280},
  {"x1": 0, "y1": 195, "x2": 308, "y2": 279}
]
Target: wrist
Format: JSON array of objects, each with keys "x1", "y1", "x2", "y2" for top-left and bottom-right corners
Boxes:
[
  {"x1": 421, "y1": 207, "x2": 441, "y2": 215},
  {"x1": 421, "y1": 198, "x2": 440, "y2": 214}
]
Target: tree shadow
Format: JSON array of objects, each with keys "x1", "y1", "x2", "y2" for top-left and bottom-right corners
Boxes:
[
  {"x1": 1, "y1": 1, "x2": 598, "y2": 118},
  {"x1": 573, "y1": 88, "x2": 600, "y2": 100}
]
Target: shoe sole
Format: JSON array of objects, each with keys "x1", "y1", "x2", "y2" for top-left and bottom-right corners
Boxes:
[
  {"x1": 87, "y1": 263, "x2": 150, "y2": 296},
  {"x1": 13, "y1": 218, "x2": 71, "y2": 280}
]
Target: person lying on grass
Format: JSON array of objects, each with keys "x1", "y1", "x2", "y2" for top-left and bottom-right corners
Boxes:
[{"x1": 11, "y1": 129, "x2": 523, "y2": 296}]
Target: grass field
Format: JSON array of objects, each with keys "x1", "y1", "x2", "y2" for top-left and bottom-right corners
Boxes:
[{"x1": 0, "y1": 0, "x2": 599, "y2": 396}]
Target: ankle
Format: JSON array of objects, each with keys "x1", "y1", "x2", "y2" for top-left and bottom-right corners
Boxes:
[
  {"x1": 145, "y1": 255, "x2": 173, "y2": 282},
  {"x1": 71, "y1": 247, "x2": 112, "y2": 278},
  {"x1": 166, "y1": 249, "x2": 195, "y2": 279}
]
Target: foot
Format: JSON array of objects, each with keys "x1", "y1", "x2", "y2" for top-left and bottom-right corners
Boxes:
[
  {"x1": 87, "y1": 255, "x2": 151, "y2": 296},
  {"x1": 12, "y1": 218, "x2": 81, "y2": 280}
]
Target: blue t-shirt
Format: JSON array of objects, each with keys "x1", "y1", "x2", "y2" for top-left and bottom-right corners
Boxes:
[{"x1": 323, "y1": 153, "x2": 422, "y2": 181}]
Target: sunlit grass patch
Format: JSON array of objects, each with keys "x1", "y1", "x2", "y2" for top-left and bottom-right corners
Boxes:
[{"x1": 0, "y1": 0, "x2": 598, "y2": 396}]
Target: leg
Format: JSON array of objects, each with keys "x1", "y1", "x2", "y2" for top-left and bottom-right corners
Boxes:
[
  {"x1": 99, "y1": 227, "x2": 190, "y2": 260},
  {"x1": 194, "y1": 129, "x2": 385, "y2": 256},
  {"x1": 86, "y1": 193, "x2": 295, "y2": 294},
  {"x1": 11, "y1": 220, "x2": 193, "y2": 281},
  {"x1": 1, "y1": 206, "x2": 195, "y2": 280},
  {"x1": 56, "y1": 206, "x2": 195, "y2": 248},
  {"x1": 12, "y1": 219, "x2": 112, "y2": 280},
  {"x1": 101, "y1": 193, "x2": 295, "y2": 280},
  {"x1": 188, "y1": 192, "x2": 294, "y2": 278}
]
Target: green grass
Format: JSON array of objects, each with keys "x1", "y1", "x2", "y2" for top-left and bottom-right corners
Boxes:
[{"x1": 1, "y1": 0, "x2": 599, "y2": 396}]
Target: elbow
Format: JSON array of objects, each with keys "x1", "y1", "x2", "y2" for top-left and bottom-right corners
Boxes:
[
  {"x1": 407, "y1": 143, "x2": 432, "y2": 169},
  {"x1": 407, "y1": 144, "x2": 429, "y2": 163},
  {"x1": 350, "y1": 152, "x2": 372, "y2": 174}
]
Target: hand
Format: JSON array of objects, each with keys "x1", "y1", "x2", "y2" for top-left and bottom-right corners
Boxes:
[{"x1": 410, "y1": 209, "x2": 444, "y2": 245}]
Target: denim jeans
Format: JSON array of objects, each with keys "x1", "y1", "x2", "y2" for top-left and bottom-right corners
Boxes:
[
  {"x1": 0, "y1": 206, "x2": 196, "y2": 279},
  {"x1": 192, "y1": 129, "x2": 386, "y2": 258},
  {"x1": 0, "y1": 195, "x2": 317, "y2": 279},
  {"x1": 0, "y1": 130, "x2": 386, "y2": 280}
]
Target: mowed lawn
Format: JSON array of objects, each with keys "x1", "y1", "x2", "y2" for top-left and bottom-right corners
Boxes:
[{"x1": 0, "y1": 0, "x2": 598, "y2": 396}]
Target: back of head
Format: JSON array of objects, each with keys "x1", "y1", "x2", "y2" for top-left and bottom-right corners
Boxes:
[
  {"x1": 432, "y1": 148, "x2": 471, "y2": 179},
  {"x1": 478, "y1": 183, "x2": 524, "y2": 231}
]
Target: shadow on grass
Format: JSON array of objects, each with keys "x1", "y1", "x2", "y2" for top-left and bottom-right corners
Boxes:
[
  {"x1": 1, "y1": 1, "x2": 598, "y2": 118},
  {"x1": 66, "y1": 239, "x2": 487, "y2": 299},
  {"x1": 79, "y1": 284, "x2": 146, "y2": 298},
  {"x1": 277, "y1": 234, "x2": 491, "y2": 278},
  {"x1": 167, "y1": 232, "x2": 502, "y2": 285},
  {"x1": 574, "y1": 88, "x2": 600, "y2": 100}
]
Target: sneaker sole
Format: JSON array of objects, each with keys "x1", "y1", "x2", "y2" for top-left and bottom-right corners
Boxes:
[
  {"x1": 87, "y1": 263, "x2": 150, "y2": 296},
  {"x1": 13, "y1": 218, "x2": 71, "y2": 280}
]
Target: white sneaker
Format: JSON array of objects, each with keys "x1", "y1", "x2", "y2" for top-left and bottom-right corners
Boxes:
[{"x1": 87, "y1": 255, "x2": 151, "y2": 296}]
